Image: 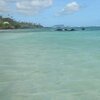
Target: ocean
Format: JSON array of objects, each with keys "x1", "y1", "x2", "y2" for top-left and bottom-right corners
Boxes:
[{"x1": 0, "y1": 30, "x2": 100, "y2": 100}]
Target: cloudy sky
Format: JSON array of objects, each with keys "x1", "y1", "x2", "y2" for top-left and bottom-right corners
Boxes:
[{"x1": 0, "y1": 0, "x2": 100, "y2": 26}]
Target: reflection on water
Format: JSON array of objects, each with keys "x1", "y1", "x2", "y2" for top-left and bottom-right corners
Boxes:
[{"x1": 0, "y1": 30, "x2": 100, "y2": 100}]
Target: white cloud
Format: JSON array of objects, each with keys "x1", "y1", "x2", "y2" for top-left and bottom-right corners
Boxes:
[
  {"x1": 0, "y1": 0, "x2": 8, "y2": 12},
  {"x1": 0, "y1": 0, "x2": 16, "y2": 13},
  {"x1": 16, "y1": 0, "x2": 53, "y2": 15},
  {"x1": 0, "y1": 0, "x2": 53, "y2": 15},
  {"x1": 58, "y1": 1, "x2": 81, "y2": 15}
]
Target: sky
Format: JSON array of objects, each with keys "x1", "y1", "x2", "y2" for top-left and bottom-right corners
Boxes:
[{"x1": 0, "y1": 0, "x2": 100, "y2": 26}]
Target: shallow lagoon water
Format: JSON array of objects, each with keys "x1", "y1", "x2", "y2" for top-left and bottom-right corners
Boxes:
[{"x1": 0, "y1": 30, "x2": 100, "y2": 100}]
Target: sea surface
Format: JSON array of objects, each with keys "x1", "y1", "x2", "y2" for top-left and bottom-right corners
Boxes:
[{"x1": 0, "y1": 30, "x2": 100, "y2": 100}]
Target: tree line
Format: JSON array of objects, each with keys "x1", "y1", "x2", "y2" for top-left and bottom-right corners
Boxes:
[{"x1": 0, "y1": 16, "x2": 43, "y2": 29}]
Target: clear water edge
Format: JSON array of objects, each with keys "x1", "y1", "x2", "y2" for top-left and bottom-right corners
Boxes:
[{"x1": 0, "y1": 30, "x2": 100, "y2": 100}]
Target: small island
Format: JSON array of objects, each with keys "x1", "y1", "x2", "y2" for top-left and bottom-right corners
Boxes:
[{"x1": 0, "y1": 16, "x2": 43, "y2": 29}]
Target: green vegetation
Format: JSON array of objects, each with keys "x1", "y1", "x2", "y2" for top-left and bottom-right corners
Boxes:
[{"x1": 0, "y1": 16, "x2": 43, "y2": 29}]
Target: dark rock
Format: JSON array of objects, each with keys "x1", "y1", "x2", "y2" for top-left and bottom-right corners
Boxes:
[
  {"x1": 64, "y1": 29, "x2": 68, "y2": 31},
  {"x1": 82, "y1": 27, "x2": 85, "y2": 30},
  {"x1": 70, "y1": 29, "x2": 75, "y2": 31},
  {"x1": 56, "y1": 28, "x2": 63, "y2": 31}
]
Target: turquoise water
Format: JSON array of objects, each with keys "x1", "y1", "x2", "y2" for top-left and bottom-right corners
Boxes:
[{"x1": 0, "y1": 30, "x2": 100, "y2": 100}]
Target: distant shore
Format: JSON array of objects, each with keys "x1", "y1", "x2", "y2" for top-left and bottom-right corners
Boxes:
[
  {"x1": 0, "y1": 16, "x2": 100, "y2": 31},
  {"x1": 0, "y1": 16, "x2": 43, "y2": 29}
]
